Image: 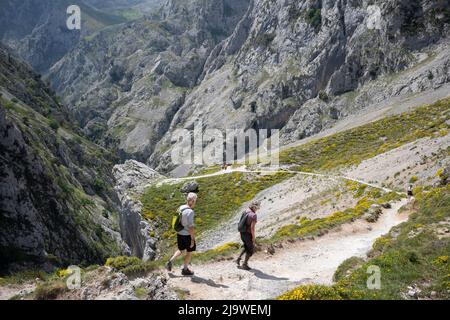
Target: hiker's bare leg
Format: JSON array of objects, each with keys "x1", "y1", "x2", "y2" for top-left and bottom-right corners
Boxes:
[
  {"x1": 183, "y1": 252, "x2": 193, "y2": 269},
  {"x1": 170, "y1": 250, "x2": 183, "y2": 262}
]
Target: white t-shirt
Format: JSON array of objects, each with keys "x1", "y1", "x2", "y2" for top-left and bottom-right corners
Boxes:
[{"x1": 177, "y1": 205, "x2": 195, "y2": 236}]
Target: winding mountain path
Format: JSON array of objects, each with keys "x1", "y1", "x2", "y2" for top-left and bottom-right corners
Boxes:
[
  {"x1": 158, "y1": 166, "x2": 397, "y2": 194},
  {"x1": 166, "y1": 199, "x2": 409, "y2": 300}
]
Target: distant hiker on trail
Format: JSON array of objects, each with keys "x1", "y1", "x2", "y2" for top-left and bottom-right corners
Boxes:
[
  {"x1": 407, "y1": 184, "x2": 414, "y2": 199},
  {"x1": 166, "y1": 192, "x2": 197, "y2": 276},
  {"x1": 236, "y1": 200, "x2": 261, "y2": 270}
]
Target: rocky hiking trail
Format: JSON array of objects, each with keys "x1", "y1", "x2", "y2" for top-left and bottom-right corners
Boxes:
[
  {"x1": 159, "y1": 167, "x2": 401, "y2": 251},
  {"x1": 157, "y1": 167, "x2": 409, "y2": 300},
  {"x1": 165, "y1": 199, "x2": 409, "y2": 300}
]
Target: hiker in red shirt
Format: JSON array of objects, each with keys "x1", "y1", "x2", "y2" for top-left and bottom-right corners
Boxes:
[{"x1": 236, "y1": 200, "x2": 261, "y2": 270}]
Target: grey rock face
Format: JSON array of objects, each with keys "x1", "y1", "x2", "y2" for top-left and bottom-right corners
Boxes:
[
  {"x1": 151, "y1": 0, "x2": 450, "y2": 172},
  {"x1": 113, "y1": 160, "x2": 164, "y2": 261},
  {"x1": 85, "y1": 0, "x2": 164, "y2": 11},
  {"x1": 114, "y1": 159, "x2": 163, "y2": 194},
  {"x1": 47, "y1": 0, "x2": 251, "y2": 163},
  {"x1": 72, "y1": 267, "x2": 177, "y2": 300},
  {"x1": 27, "y1": 0, "x2": 449, "y2": 175},
  {"x1": 0, "y1": 0, "x2": 128, "y2": 74},
  {"x1": 0, "y1": 47, "x2": 127, "y2": 272}
]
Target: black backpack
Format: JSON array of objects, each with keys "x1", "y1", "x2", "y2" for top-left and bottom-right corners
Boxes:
[
  {"x1": 173, "y1": 207, "x2": 190, "y2": 232},
  {"x1": 238, "y1": 211, "x2": 249, "y2": 233}
]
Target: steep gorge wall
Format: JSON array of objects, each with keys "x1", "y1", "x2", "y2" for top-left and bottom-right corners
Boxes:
[
  {"x1": 43, "y1": 0, "x2": 450, "y2": 174},
  {"x1": 0, "y1": 47, "x2": 127, "y2": 272}
]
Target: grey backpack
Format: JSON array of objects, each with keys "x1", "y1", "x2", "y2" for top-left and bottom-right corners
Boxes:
[{"x1": 238, "y1": 211, "x2": 249, "y2": 233}]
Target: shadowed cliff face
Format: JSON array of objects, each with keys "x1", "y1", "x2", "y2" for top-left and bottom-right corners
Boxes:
[
  {"x1": 0, "y1": 47, "x2": 127, "y2": 273},
  {"x1": 43, "y1": 0, "x2": 450, "y2": 174}
]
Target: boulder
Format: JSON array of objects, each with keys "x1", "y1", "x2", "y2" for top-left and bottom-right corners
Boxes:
[
  {"x1": 363, "y1": 205, "x2": 383, "y2": 223},
  {"x1": 180, "y1": 181, "x2": 199, "y2": 194}
]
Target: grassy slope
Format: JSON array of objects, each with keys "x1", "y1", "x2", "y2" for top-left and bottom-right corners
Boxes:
[
  {"x1": 279, "y1": 184, "x2": 450, "y2": 300},
  {"x1": 141, "y1": 172, "x2": 293, "y2": 250},
  {"x1": 279, "y1": 98, "x2": 450, "y2": 172},
  {"x1": 190, "y1": 184, "x2": 403, "y2": 264},
  {"x1": 139, "y1": 98, "x2": 449, "y2": 261},
  {"x1": 270, "y1": 188, "x2": 402, "y2": 243}
]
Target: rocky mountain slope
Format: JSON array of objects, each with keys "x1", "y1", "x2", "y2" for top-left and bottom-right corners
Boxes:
[
  {"x1": 0, "y1": 46, "x2": 128, "y2": 273},
  {"x1": 0, "y1": 0, "x2": 130, "y2": 73},
  {"x1": 46, "y1": 0, "x2": 450, "y2": 174},
  {"x1": 86, "y1": 0, "x2": 164, "y2": 12},
  {"x1": 48, "y1": 0, "x2": 251, "y2": 164}
]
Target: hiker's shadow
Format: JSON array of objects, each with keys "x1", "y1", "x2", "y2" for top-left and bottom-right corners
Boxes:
[
  {"x1": 191, "y1": 275, "x2": 229, "y2": 288},
  {"x1": 168, "y1": 273, "x2": 228, "y2": 288},
  {"x1": 249, "y1": 268, "x2": 289, "y2": 281}
]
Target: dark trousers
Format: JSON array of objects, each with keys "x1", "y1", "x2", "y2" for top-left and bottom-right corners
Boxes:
[{"x1": 238, "y1": 232, "x2": 254, "y2": 264}]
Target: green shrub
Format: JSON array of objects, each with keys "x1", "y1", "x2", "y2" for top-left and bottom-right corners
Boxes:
[
  {"x1": 0, "y1": 270, "x2": 48, "y2": 286},
  {"x1": 48, "y1": 117, "x2": 60, "y2": 131},
  {"x1": 105, "y1": 256, "x2": 142, "y2": 270},
  {"x1": 333, "y1": 257, "x2": 365, "y2": 282},
  {"x1": 93, "y1": 178, "x2": 107, "y2": 193},
  {"x1": 105, "y1": 256, "x2": 161, "y2": 277},
  {"x1": 318, "y1": 91, "x2": 329, "y2": 102},
  {"x1": 278, "y1": 284, "x2": 345, "y2": 300},
  {"x1": 34, "y1": 281, "x2": 67, "y2": 300},
  {"x1": 134, "y1": 287, "x2": 147, "y2": 300},
  {"x1": 2, "y1": 99, "x2": 15, "y2": 111},
  {"x1": 305, "y1": 8, "x2": 322, "y2": 31}
]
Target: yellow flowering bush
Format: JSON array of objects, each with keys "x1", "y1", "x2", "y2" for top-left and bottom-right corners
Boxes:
[
  {"x1": 433, "y1": 256, "x2": 449, "y2": 265},
  {"x1": 278, "y1": 285, "x2": 343, "y2": 300}
]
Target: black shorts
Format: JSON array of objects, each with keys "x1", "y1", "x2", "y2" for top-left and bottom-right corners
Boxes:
[
  {"x1": 177, "y1": 234, "x2": 196, "y2": 252},
  {"x1": 240, "y1": 232, "x2": 254, "y2": 256}
]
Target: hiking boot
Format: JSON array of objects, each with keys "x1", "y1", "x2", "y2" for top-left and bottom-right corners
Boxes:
[
  {"x1": 182, "y1": 268, "x2": 194, "y2": 276},
  {"x1": 165, "y1": 260, "x2": 173, "y2": 272},
  {"x1": 240, "y1": 264, "x2": 251, "y2": 271},
  {"x1": 236, "y1": 258, "x2": 241, "y2": 267}
]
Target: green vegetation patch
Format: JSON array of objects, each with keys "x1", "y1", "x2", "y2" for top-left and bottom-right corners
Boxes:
[
  {"x1": 193, "y1": 242, "x2": 241, "y2": 264},
  {"x1": 270, "y1": 191, "x2": 402, "y2": 243},
  {"x1": 33, "y1": 280, "x2": 68, "y2": 300},
  {"x1": 279, "y1": 184, "x2": 450, "y2": 300},
  {"x1": 0, "y1": 270, "x2": 48, "y2": 287},
  {"x1": 280, "y1": 98, "x2": 450, "y2": 172},
  {"x1": 141, "y1": 172, "x2": 292, "y2": 249},
  {"x1": 105, "y1": 256, "x2": 162, "y2": 277},
  {"x1": 305, "y1": 8, "x2": 322, "y2": 31}
]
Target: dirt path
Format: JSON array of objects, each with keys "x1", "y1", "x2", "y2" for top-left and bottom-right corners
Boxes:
[
  {"x1": 0, "y1": 284, "x2": 35, "y2": 300},
  {"x1": 157, "y1": 167, "x2": 400, "y2": 252},
  {"x1": 166, "y1": 199, "x2": 408, "y2": 300},
  {"x1": 158, "y1": 167, "x2": 395, "y2": 193}
]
